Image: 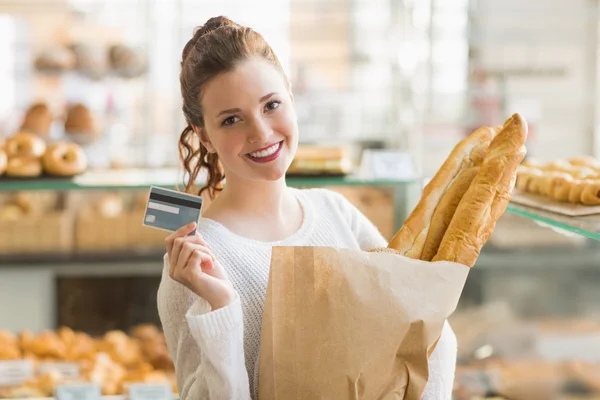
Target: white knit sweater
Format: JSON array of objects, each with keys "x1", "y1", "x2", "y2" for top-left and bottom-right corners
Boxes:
[{"x1": 157, "y1": 188, "x2": 457, "y2": 400}]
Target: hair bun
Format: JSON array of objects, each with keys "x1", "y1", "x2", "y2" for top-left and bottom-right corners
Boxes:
[{"x1": 197, "y1": 16, "x2": 237, "y2": 37}]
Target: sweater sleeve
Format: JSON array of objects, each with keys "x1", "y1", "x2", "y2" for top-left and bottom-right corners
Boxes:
[
  {"x1": 157, "y1": 256, "x2": 251, "y2": 400},
  {"x1": 326, "y1": 189, "x2": 388, "y2": 250},
  {"x1": 421, "y1": 320, "x2": 458, "y2": 400}
]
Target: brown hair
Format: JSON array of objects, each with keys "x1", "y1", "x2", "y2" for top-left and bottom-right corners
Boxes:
[{"x1": 178, "y1": 16, "x2": 290, "y2": 198}]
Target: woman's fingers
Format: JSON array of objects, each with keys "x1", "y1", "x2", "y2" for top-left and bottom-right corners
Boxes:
[
  {"x1": 176, "y1": 241, "x2": 197, "y2": 269},
  {"x1": 165, "y1": 222, "x2": 197, "y2": 254},
  {"x1": 191, "y1": 248, "x2": 214, "y2": 270}
]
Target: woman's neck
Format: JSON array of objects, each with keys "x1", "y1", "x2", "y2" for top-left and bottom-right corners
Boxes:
[{"x1": 202, "y1": 176, "x2": 304, "y2": 241}]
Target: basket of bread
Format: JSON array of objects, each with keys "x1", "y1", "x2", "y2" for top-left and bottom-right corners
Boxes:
[
  {"x1": 0, "y1": 192, "x2": 74, "y2": 257},
  {"x1": 0, "y1": 324, "x2": 176, "y2": 398},
  {"x1": 75, "y1": 192, "x2": 167, "y2": 255}
]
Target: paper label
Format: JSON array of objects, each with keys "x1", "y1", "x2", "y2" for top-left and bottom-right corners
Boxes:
[
  {"x1": 55, "y1": 383, "x2": 101, "y2": 400},
  {"x1": 38, "y1": 362, "x2": 80, "y2": 379},
  {"x1": 128, "y1": 383, "x2": 172, "y2": 400},
  {"x1": 0, "y1": 360, "x2": 35, "y2": 387},
  {"x1": 360, "y1": 150, "x2": 415, "y2": 180}
]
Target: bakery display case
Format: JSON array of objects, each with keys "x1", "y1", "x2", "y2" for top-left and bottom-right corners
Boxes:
[{"x1": 0, "y1": 0, "x2": 600, "y2": 399}]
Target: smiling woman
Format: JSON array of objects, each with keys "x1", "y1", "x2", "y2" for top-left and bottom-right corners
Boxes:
[
  {"x1": 158, "y1": 15, "x2": 457, "y2": 400},
  {"x1": 177, "y1": 16, "x2": 294, "y2": 200}
]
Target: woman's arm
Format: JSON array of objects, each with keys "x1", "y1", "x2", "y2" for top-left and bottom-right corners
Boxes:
[
  {"x1": 421, "y1": 321, "x2": 458, "y2": 400},
  {"x1": 158, "y1": 257, "x2": 251, "y2": 400}
]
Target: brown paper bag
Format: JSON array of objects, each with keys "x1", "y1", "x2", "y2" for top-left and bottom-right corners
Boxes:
[{"x1": 259, "y1": 246, "x2": 469, "y2": 400}]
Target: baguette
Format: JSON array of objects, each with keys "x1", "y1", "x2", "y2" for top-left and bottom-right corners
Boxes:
[
  {"x1": 387, "y1": 126, "x2": 496, "y2": 258},
  {"x1": 432, "y1": 113, "x2": 528, "y2": 267}
]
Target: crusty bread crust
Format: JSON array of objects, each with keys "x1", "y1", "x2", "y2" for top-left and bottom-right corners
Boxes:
[
  {"x1": 432, "y1": 114, "x2": 528, "y2": 267},
  {"x1": 388, "y1": 126, "x2": 496, "y2": 258}
]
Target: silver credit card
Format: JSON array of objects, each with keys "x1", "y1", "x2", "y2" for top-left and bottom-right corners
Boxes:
[{"x1": 142, "y1": 186, "x2": 203, "y2": 233}]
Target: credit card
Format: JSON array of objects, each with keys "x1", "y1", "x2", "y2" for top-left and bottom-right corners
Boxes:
[{"x1": 142, "y1": 186, "x2": 203, "y2": 233}]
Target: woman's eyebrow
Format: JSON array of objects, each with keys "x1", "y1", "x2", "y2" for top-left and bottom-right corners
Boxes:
[
  {"x1": 217, "y1": 107, "x2": 241, "y2": 117},
  {"x1": 216, "y1": 92, "x2": 279, "y2": 117}
]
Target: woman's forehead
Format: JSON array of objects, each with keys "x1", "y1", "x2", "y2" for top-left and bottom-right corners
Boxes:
[{"x1": 201, "y1": 59, "x2": 287, "y2": 109}]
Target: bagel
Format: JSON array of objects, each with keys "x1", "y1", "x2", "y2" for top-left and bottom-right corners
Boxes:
[
  {"x1": 42, "y1": 142, "x2": 87, "y2": 176},
  {"x1": 5, "y1": 132, "x2": 46, "y2": 158},
  {"x1": 0, "y1": 149, "x2": 6, "y2": 176},
  {"x1": 20, "y1": 102, "x2": 53, "y2": 136},
  {"x1": 6, "y1": 156, "x2": 43, "y2": 178}
]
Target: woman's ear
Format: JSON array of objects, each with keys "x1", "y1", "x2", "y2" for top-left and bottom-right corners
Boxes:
[{"x1": 193, "y1": 125, "x2": 216, "y2": 154}]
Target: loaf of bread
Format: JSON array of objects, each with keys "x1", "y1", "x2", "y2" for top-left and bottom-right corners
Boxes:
[
  {"x1": 387, "y1": 126, "x2": 496, "y2": 259},
  {"x1": 432, "y1": 113, "x2": 528, "y2": 267},
  {"x1": 20, "y1": 103, "x2": 53, "y2": 136},
  {"x1": 516, "y1": 165, "x2": 600, "y2": 205}
]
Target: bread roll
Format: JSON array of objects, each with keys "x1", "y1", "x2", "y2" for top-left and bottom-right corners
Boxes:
[
  {"x1": 568, "y1": 155, "x2": 600, "y2": 169},
  {"x1": 432, "y1": 113, "x2": 528, "y2": 267},
  {"x1": 20, "y1": 103, "x2": 53, "y2": 136},
  {"x1": 0, "y1": 148, "x2": 6, "y2": 176},
  {"x1": 65, "y1": 103, "x2": 96, "y2": 135},
  {"x1": 580, "y1": 180, "x2": 600, "y2": 205},
  {"x1": 387, "y1": 126, "x2": 496, "y2": 258}
]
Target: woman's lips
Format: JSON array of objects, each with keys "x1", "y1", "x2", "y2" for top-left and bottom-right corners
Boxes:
[{"x1": 246, "y1": 141, "x2": 283, "y2": 163}]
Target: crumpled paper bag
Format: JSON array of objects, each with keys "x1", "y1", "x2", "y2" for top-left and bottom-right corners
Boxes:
[{"x1": 259, "y1": 246, "x2": 469, "y2": 400}]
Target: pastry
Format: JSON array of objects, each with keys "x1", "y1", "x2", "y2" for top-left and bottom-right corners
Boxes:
[
  {"x1": 108, "y1": 44, "x2": 147, "y2": 78},
  {"x1": 6, "y1": 157, "x2": 43, "y2": 178},
  {"x1": 568, "y1": 155, "x2": 600, "y2": 170},
  {"x1": 42, "y1": 142, "x2": 87, "y2": 176},
  {"x1": 20, "y1": 330, "x2": 67, "y2": 360},
  {"x1": 387, "y1": 126, "x2": 496, "y2": 259},
  {"x1": 432, "y1": 113, "x2": 528, "y2": 267},
  {"x1": 0, "y1": 148, "x2": 6, "y2": 176},
  {"x1": 64, "y1": 103, "x2": 97, "y2": 135},
  {"x1": 97, "y1": 330, "x2": 142, "y2": 367},
  {"x1": 34, "y1": 46, "x2": 75, "y2": 71},
  {"x1": 517, "y1": 166, "x2": 600, "y2": 205},
  {"x1": 5, "y1": 132, "x2": 46, "y2": 158},
  {"x1": 20, "y1": 103, "x2": 53, "y2": 136}
]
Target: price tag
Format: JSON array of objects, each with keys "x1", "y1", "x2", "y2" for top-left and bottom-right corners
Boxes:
[
  {"x1": 38, "y1": 362, "x2": 80, "y2": 379},
  {"x1": 0, "y1": 360, "x2": 34, "y2": 387},
  {"x1": 55, "y1": 383, "x2": 101, "y2": 400},
  {"x1": 129, "y1": 383, "x2": 172, "y2": 400},
  {"x1": 359, "y1": 150, "x2": 416, "y2": 180}
]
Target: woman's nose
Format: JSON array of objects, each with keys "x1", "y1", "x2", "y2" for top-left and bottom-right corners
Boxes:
[{"x1": 247, "y1": 117, "x2": 272, "y2": 144}]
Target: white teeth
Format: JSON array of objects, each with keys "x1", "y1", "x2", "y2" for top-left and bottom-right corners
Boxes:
[{"x1": 249, "y1": 142, "x2": 280, "y2": 158}]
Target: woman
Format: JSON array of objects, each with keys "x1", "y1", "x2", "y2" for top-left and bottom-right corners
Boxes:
[{"x1": 157, "y1": 16, "x2": 457, "y2": 400}]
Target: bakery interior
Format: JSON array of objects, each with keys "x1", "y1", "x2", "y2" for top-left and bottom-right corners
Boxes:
[{"x1": 1, "y1": 0, "x2": 600, "y2": 399}]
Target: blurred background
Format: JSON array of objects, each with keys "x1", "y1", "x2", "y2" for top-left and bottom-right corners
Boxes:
[{"x1": 0, "y1": 0, "x2": 600, "y2": 399}]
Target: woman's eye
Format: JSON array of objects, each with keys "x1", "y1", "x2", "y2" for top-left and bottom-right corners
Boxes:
[
  {"x1": 265, "y1": 100, "x2": 281, "y2": 111},
  {"x1": 222, "y1": 116, "x2": 239, "y2": 126}
]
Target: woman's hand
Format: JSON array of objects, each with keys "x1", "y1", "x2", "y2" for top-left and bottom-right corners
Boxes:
[{"x1": 165, "y1": 222, "x2": 235, "y2": 310}]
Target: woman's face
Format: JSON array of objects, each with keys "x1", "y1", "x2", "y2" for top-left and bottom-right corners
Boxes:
[{"x1": 198, "y1": 58, "x2": 298, "y2": 184}]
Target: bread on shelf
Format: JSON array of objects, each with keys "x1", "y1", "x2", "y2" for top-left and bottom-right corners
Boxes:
[
  {"x1": 516, "y1": 156, "x2": 600, "y2": 205},
  {"x1": 20, "y1": 103, "x2": 53, "y2": 137},
  {"x1": 0, "y1": 324, "x2": 176, "y2": 397}
]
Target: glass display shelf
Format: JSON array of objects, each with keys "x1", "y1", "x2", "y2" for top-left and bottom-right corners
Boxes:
[
  {"x1": 2, "y1": 169, "x2": 600, "y2": 242},
  {"x1": 506, "y1": 203, "x2": 600, "y2": 241},
  {"x1": 0, "y1": 168, "x2": 417, "y2": 191}
]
